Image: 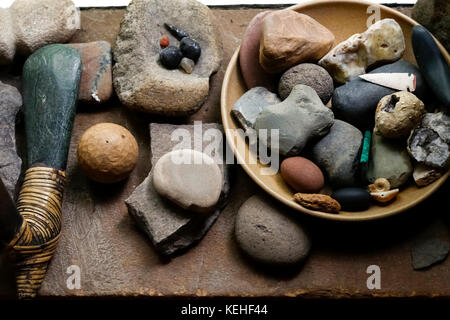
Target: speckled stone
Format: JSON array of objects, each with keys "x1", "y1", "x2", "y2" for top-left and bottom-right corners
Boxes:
[
  {"x1": 67, "y1": 41, "x2": 113, "y2": 104},
  {"x1": 235, "y1": 194, "x2": 311, "y2": 266},
  {"x1": 125, "y1": 123, "x2": 230, "y2": 255},
  {"x1": 367, "y1": 133, "x2": 413, "y2": 188},
  {"x1": 278, "y1": 63, "x2": 334, "y2": 104},
  {"x1": 0, "y1": 81, "x2": 22, "y2": 199},
  {"x1": 113, "y1": 0, "x2": 223, "y2": 115}
]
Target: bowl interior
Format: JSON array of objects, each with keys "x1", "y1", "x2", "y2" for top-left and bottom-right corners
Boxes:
[{"x1": 221, "y1": 0, "x2": 450, "y2": 221}]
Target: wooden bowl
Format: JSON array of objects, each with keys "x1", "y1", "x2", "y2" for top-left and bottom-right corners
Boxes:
[{"x1": 220, "y1": 0, "x2": 450, "y2": 221}]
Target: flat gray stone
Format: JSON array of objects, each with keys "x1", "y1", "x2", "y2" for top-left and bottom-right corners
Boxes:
[
  {"x1": 0, "y1": 81, "x2": 22, "y2": 199},
  {"x1": 113, "y1": 0, "x2": 223, "y2": 115},
  {"x1": 235, "y1": 194, "x2": 311, "y2": 266},
  {"x1": 231, "y1": 87, "x2": 280, "y2": 130},
  {"x1": 125, "y1": 123, "x2": 230, "y2": 255},
  {"x1": 254, "y1": 84, "x2": 334, "y2": 156},
  {"x1": 367, "y1": 133, "x2": 413, "y2": 188},
  {"x1": 310, "y1": 120, "x2": 363, "y2": 188},
  {"x1": 411, "y1": 238, "x2": 450, "y2": 270}
]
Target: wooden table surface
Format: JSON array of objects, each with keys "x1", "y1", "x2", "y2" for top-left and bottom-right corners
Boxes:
[{"x1": 1, "y1": 6, "x2": 449, "y2": 299}]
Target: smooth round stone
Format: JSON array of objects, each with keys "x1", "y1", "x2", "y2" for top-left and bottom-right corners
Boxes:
[
  {"x1": 235, "y1": 194, "x2": 311, "y2": 266},
  {"x1": 239, "y1": 11, "x2": 277, "y2": 91},
  {"x1": 310, "y1": 120, "x2": 363, "y2": 188},
  {"x1": 278, "y1": 63, "x2": 334, "y2": 104},
  {"x1": 280, "y1": 157, "x2": 324, "y2": 193},
  {"x1": 160, "y1": 46, "x2": 183, "y2": 69},
  {"x1": 153, "y1": 149, "x2": 223, "y2": 213},
  {"x1": 180, "y1": 37, "x2": 201, "y2": 62},
  {"x1": 332, "y1": 60, "x2": 429, "y2": 130},
  {"x1": 331, "y1": 188, "x2": 371, "y2": 211}
]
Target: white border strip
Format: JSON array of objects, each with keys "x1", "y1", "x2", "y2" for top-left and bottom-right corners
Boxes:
[{"x1": 0, "y1": 0, "x2": 417, "y2": 9}]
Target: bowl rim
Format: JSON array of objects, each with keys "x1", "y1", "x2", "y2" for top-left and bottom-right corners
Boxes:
[{"x1": 220, "y1": 0, "x2": 450, "y2": 222}]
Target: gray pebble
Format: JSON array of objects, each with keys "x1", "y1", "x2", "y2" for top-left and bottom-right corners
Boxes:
[
  {"x1": 235, "y1": 194, "x2": 311, "y2": 266},
  {"x1": 278, "y1": 63, "x2": 333, "y2": 104},
  {"x1": 180, "y1": 57, "x2": 195, "y2": 74},
  {"x1": 255, "y1": 84, "x2": 334, "y2": 156},
  {"x1": 310, "y1": 120, "x2": 363, "y2": 187},
  {"x1": 0, "y1": 81, "x2": 22, "y2": 199}
]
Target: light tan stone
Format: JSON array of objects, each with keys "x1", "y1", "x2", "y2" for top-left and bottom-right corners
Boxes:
[
  {"x1": 259, "y1": 10, "x2": 334, "y2": 74},
  {"x1": 319, "y1": 19, "x2": 405, "y2": 83}
]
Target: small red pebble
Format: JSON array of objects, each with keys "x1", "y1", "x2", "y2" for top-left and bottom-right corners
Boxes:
[{"x1": 160, "y1": 35, "x2": 169, "y2": 48}]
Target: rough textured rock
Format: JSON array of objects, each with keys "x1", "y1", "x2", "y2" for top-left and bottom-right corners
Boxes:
[
  {"x1": 367, "y1": 133, "x2": 413, "y2": 188},
  {"x1": 77, "y1": 123, "x2": 139, "y2": 184},
  {"x1": 278, "y1": 63, "x2": 333, "y2": 104},
  {"x1": 259, "y1": 10, "x2": 334, "y2": 74},
  {"x1": 374, "y1": 92, "x2": 425, "y2": 139},
  {"x1": 231, "y1": 87, "x2": 280, "y2": 130},
  {"x1": 412, "y1": 0, "x2": 450, "y2": 53},
  {"x1": 331, "y1": 188, "x2": 371, "y2": 212},
  {"x1": 332, "y1": 60, "x2": 429, "y2": 130},
  {"x1": 0, "y1": 81, "x2": 22, "y2": 199},
  {"x1": 235, "y1": 194, "x2": 311, "y2": 265},
  {"x1": 319, "y1": 19, "x2": 405, "y2": 83},
  {"x1": 280, "y1": 157, "x2": 324, "y2": 193},
  {"x1": 407, "y1": 112, "x2": 450, "y2": 169},
  {"x1": 125, "y1": 123, "x2": 230, "y2": 255},
  {"x1": 67, "y1": 41, "x2": 113, "y2": 103},
  {"x1": 113, "y1": 0, "x2": 223, "y2": 115},
  {"x1": 310, "y1": 120, "x2": 363, "y2": 188},
  {"x1": 0, "y1": 0, "x2": 79, "y2": 65},
  {"x1": 239, "y1": 11, "x2": 277, "y2": 91},
  {"x1": 413, "y1": 163, "x2": 443, "y2": 187},
  {"x1": 411, "y1": 237, "x2": 450, "y2": 270},
  {"x1": 255, "y1": 84, "x2": 334, "y2": 156},
  {"x1": 152, "y1": 149, "x2": 223, "y2": 213},
  {"x1": 294, "y1": 193, "x2": 341, "y2": 214}
]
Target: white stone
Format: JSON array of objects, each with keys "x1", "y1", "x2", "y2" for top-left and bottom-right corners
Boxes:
[{"x1": 152, "y1": 149, "x2": 223, "y2": 213}]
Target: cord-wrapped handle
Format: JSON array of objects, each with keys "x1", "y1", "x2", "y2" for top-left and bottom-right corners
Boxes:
[{"x1": 7, "y1": 167, "x2": 65, "y2": 299}]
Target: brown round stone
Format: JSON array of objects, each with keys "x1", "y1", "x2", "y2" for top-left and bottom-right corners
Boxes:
[
  {"x1": 77, "y1": 123, "x2": 139, "y2": 184},
  {"x1": 280, "y1": 157, "x2": 324, "y2": 193}
]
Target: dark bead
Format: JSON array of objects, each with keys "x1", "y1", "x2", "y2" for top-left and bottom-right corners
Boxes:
[
  {"x1": 160, "y1": 46, "x2": 183, "y2": 69},
  {"x1": 331, "y1": 188, "x2": 371, "y2": 212},
  {"x1": 180, "y1": 37, "x2": 201, "y2": 62},
  {"x1": 164, "y1": 23, "x2": 189, "y2": 41}
]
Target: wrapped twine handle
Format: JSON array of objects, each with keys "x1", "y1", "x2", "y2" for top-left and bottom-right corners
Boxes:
[
  {"x1": 1, "y1": 44, "x2": 82, "y2": 298},
  {"x1": 6, "y1": 167, "x2": 66, "y2": 299}
]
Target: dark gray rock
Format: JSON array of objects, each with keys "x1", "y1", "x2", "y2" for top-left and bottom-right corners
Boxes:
[
  {"x1": 331, "y1": 188, "x2": 371, "y2": 212},
  {"x1": 255, "y1": 84, "x2": 334, "y2": 156},
  {"x1": 0, "y1": 81, "x2": 22, "y2": 199},
  {"x1": 310, "y1": 120, "x2": 363, "y2": 187},
  {"x1": 411, "y1": 237, "x2": 450, "y2": 270},
  {"x1": 367, "y1": 133, "x2": 413, "y2": 188},
  {"x1": 125, "y1": 123, "x2": 230, "y2": 255},
  {"x1": 234, "y1": 194, "x2": 311, "y2": 266},
  {"x1": 278, "y1": 63, "x2": 334, "y2": 104},
  {"x1": 412, "y1": 0, "x2": 450, "y2": 53},
  {"x1": 332, "y1": 60, "x2": 429, "y2": 129},
  {"x1": 231, "y1": 87, "x2": 280, "y2": 130},
  {"x1": 408, "y1": 112, "x2": 450, "y2": 169}
]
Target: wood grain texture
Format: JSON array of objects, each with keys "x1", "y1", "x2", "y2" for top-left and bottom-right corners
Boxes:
[{"x1": 3, "y1": 6, "x2": 450, "y2": 299}]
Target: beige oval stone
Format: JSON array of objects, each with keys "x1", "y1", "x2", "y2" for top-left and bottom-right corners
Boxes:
[{"x1": 152, "y1": 149, "x2": 223, "y2": 213}]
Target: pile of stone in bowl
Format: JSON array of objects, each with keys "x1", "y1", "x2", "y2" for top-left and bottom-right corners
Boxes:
[{"x1": 232, "y1": 9, "x2": 450, "y2": 214}]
